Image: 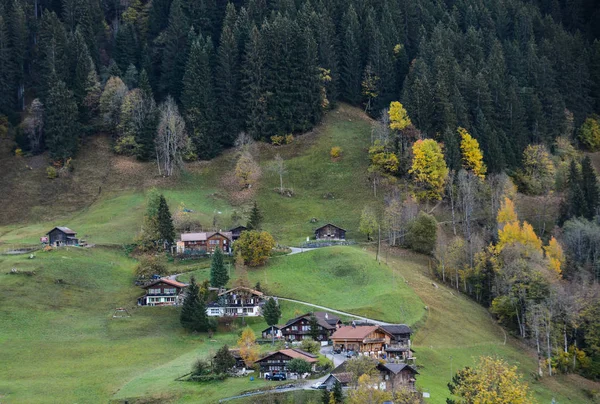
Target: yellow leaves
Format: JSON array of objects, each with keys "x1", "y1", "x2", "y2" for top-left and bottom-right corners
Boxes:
[
  {"x1": 347, "y1": 374, "x2": 392, "y2": 404},
  {"x1": 544, "y1": 237, "x2": 564, "y2": 276},
  {"x1": 409, "y1": 139, "x2": 448, "y2": 201},
  {"x1": 451, "y1": 356, "x2": 536, "y2": 404},
  {"x1": 237, "y1": 327, "x2": 259, "y2": 366},
  {"x1": 458, "y1": 127, "x2": 486, "y2": 180},
  {"x1": 579, "y1": 116, "x2": 600, "y2": 151},
  {"x1": 388, "y1": 101, "x2": 411, "y2": 131},
  {"x1": 497, "y1": 197, "x2": 518, "y2": 227}
]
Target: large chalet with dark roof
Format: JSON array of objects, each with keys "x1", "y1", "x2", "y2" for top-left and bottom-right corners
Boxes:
[
  {"x1": 280, "y1": 311, "x2": 342, "y2": 341},
  {"x1": 45, "y1": 227, "x2": 79, "y2": 247},
  {"x1": 381, "y1": 324, "x2": 413, "y2": 360},
  {"x1": 206, "y1": 286, "x2": 266, "y2": 317},
  {"x1": 314, "y1": 223, "x2": 346, "y2": 240},
  {"x1": 138, "y1": 278, "x2": 187, "y2": 306}
]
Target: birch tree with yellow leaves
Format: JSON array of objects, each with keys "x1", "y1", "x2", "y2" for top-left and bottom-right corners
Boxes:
[
  {"x1": 409, "y1": 139, "x2": 448, "y2": 202},
  {"x1": 458, "y1": 127, "x2": 486, "y2": 180}
]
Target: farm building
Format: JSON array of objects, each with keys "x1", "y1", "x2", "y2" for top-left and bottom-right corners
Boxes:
[
  {"x1": 314, "y1": 223, "x2": 346, "y2": 240},
  {"x1": 138, "y1": 278, "x2": 187, "y2": 306},
  {"x1": 377, "y1": 362, "x2": 419, "y2": 391},
  {"x1": 45, "y1": 227, "x2": 79, "y2": 247},
  {"x1": 176, "y1": 231, "x2": 233, "y2": 255},
  {"x1": 330, "y1": 325, "x2": 392, "y2": 355}
]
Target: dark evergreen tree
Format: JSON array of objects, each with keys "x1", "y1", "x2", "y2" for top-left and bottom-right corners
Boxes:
[
  {"x1": 10, "y1": 0, "x2": 27, "y2": 111},
  {"x1": 180, "y1": 275, "x2": 210, "y2": 332},
  {"x1": 581, "y1": 156, "x2": 600, "y2": 220},
  {"x1": 216, "y1": 4, "x2": 241, "y2": 148},
  {"x1": 246, "y1": 201, "x2": 262, "y2": 230},
  {"x1": 45, "y1": 79, "x2": 79, "y2": 159},
  {"x1": 262, "y1": 297, "x2": 281, "y2": 344},
  {"x1": 148, "y1": 0, "x2": 173, "y2": 39},
  {"x1": 241, "y1": 25, "x2": 267, "y2": 140},
  {"x1": 37, "y1": 10, "x2": 69, "y2": 97},
  {"x1": 332, "y1": 380, "x2": 343, "y2": 403},
  {"x1": 340, "y1": 6, "x2": 361, "y2": 104},
  {"x1": 213, "y1": 345, "x2": 236, "y2": 374},
  {"x1": 135, "y1": 69, "x2": 158, "y2": 161},
  {"x1": 182, "y1": 35, "x2": 220, "y2": 158},
  {"x1": 209, "y1": 247, "x2": 228, "y2": 288},
  {"x1": 309, "y1": 315, "x2": 320, "y2": 340},
  {"x1": 442, "y1": 127, "x2": 461, "y2": 172},
  {"x1": 156, "y1": 195, "x2": 175, "y2": 246},
  {"x1": 68, "y1": 28, "x2": 94, "y2": 103},
  {"x1": 559, "y1": 160, "x2": 586, "y2": 224},
  {"x1": 123, "y1": 64, "x2": 139, "y2": 89},
  {"x1": 159, "y1": 0, "x2": 190, "y2": 99},
  {"x1": 0, "y1": 10, "x2": 15, "y2": 114},
  {"x1": 114, "y1": 22, "x2": 139, "y2": 72}
]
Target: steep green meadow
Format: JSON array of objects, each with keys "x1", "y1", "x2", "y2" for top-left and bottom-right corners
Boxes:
[{"x1": 0, "y1": 105, "x2": 598, "y2": 403}]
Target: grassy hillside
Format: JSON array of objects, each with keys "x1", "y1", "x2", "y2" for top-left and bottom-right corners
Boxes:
[{"x1": 1, "y1": 105, "x2": 598, "y2": 403}]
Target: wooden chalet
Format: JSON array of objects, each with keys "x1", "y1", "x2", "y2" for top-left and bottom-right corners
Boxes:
[
  {"x1": 314, "y1": 223, "x2": 346, "y2": 240},
  {"x1": 380, "y1": 324, "x2": 413, "y2": 360},
  {"x1": 330, "y1": 325, "x2": 393, "y2": 354},
  {"x1": 138, "y1": 278, "x2": 187, "y2": 306},
  {"x1": 176, "y1": 231, "x2": 232, "y2": 255},
  {"x1": 229, "y1": 226, "x2": 247, "y2": 241},
  {"x1": 322, "y1": 366, "x2": 353, "y2": 389},
  {"x1": 255, "y1": 349, "x2": 318, "y2": 376},
  {"x1": 261, "y1": 325, "x2": 283, "y2": 340},
  {"x1": 46, "y1": 227, "x2": 79, "y2": 247},
  {"x1": 377, "y1": 362, "x2": 419, "y2": 391},
  {"x1": 206, "y1": 286, "x2": 265, "y2": 317},
  {"x1": 280, "y1": 311, "x2": 342, "y2": 342}
]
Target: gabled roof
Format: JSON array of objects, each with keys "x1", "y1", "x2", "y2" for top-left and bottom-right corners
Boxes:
[
  {"x1": 180, "y1": 231, "x2": 233, "y2": 242},
  {"x1": 314, "y1": 223, "x2": 346, "y2": 232},
  {"x1": 283, "y1": 311, "x2": 340, "y2": 330},
  {"x1": 47, "y1": 226, "x2": 77, "y2": 235},
  {"x1": 381, "y1": 324, "x2": 413, "y2": 335},
  {"x1": 378, "y1": 362, "x2": 419, "y2": 375},
  {"x1": 256, "y1": 348, "x2": 318, "y2": 363},
  {"x1": 141, "y1": 278, "x2": 187, "y2": 289},
  {"x1": 330, "y1": 325, "x2": 382, "y2": 340},
  {"x1": 218, "y1": 286, "x2": 264, "y2": 297},
  {"x1": 325, "y1": 372, "x2": 353, "y2": 384},
  {"x1": 230, "y1": 226, "x2": 248, "y2": 232}
]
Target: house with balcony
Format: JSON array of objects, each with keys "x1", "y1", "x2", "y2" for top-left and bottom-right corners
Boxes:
[
  {"x1": 176, "y1": 231, "x2": 233, "y2": 255},
  {"x1": 381, "y1": 324, "x2": 413, "y2": 360},
  {"x1": 138, "y1": 278, "x2": 187, "y2": 306},
  {"x1": 255, "y1": 349, "x2": 318, "y2": 377},
  {"x1": 206, "y1": 286, "x2": 266, "y2": 317},
  {"x1": 330, "y1": 325, "x2": 393, "y2": 355},
  {"x1": 280, "y1": 311, "x2": 342, "y2": 342}
]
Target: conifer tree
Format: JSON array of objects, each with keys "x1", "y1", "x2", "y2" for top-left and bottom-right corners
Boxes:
[
  {"x1": 241, "y1": 25, "x2": 267, "y2": 140},
  {"x1": 183, "y1": 35, "x2": 220, "y2": 158},
  {"x1": 10, "y1": 0, "x2": 26, "y2": 111},
  {"x1": 332, "y1": 380, "x2": 343, "y2": 403},
  {"x1": 209, "y1": 247, "x2": 228, "y2": 288},
  {"x1": 213, "y1": 345, "x2": 236, "y2": 374},
  {"x1": 262, "y1": 297, "x2": 281, "y2": 345},
  {"x1": 180, "y1": 275, "x2": 210, "y2": 332},
  {"x1": 581, "y1": 156, "x2": 600, "y2": 220},
  {"x1": 246, "y1": 201, "x2": 263, "y2": 230},
  {"x1": 68, "y1": 28, "x2": 94, "y2": 103},
  {"x1": 37, "y1": 11, "x2": 69, "y2": 96},
  {"x1": 156, "y1": 195, "x2": 175, "y2": 246},
  {"x1": 45, "y1": 79, "x2": 79, "y2": 160},
  {"x1": 340, "y1": 6, "x2": 361, "y2": 104},
  {"x1": 159, "y1": 0, "x2": 190, "y2": 99},
  {"x1": 216, "y1": 6, "x2": 240, "y2": 147},
  {"x1": 148, "y1": 0, "x2": 173, "y2": 39},
  {"x1": 0, "y1": 11, "x2": 15, "y2": 113},
  {"x1": 135, "y1": 69, "x2": 158, "y2": 161},
  {"x1": 559, "y1": 160, "x2": 586, "y2": 224}
]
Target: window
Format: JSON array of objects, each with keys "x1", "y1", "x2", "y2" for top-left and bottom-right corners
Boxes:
[
  {"x1": 148, "y1": 288, "x2": 161, "y2": 294},
  {"x1": 209, "y1": 239, "x2": 219, "y2": 245},
  {"x1": 164, "y1": 288, "x2": 176, "y2": 294},
  {"x1": 210, "y1": 309, "x2": 220, "y2": 314},
  {"x1": 291, "y1": 326, "x2": 298, "y2": 331}
]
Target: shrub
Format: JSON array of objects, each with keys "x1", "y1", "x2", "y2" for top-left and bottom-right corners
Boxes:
[
  {"x1": 300, "y1": 339, "x2": 320, "y2": 355},
  {"x1": 285, "y1": 134, "x2": 294, "y2": 144},
  {"x1": 192, "y1": 359, "x2": 211, "y2": 376},
  {"x1": 114, "y1": 135, "x2": 138, "y2": 156},
  {"x1": 287, "y1": 358, "x2": 312, "y2": 374},
  {"x1": 405, "y1": 211, "x2": 437, "y2": 255},
  {"x1": 46, "y1": 166, "x2": 57, "y2": 179},
  {"x1": 235, "y1": 230, "x2": 276, "y2": 266},
  {"x1": 15, "y1": 148, "x2": 23, "y2": 157},
  {"x1": 135, "y1": 255, "x2": 168, "y2": 279},
  {"x1": 330, "y1": 146, "x2": 342, "y2": 159},
  {"x1": 271, "y1": 135, "x2": 285, "y2": 145}
]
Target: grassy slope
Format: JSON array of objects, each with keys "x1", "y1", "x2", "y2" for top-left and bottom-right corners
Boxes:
[
  {"x1": 0, "y1": 105, "x2": 598, "y2": 403},
  {"x1": 382, "y1": 247, "x2": 599, "y2": 404}
]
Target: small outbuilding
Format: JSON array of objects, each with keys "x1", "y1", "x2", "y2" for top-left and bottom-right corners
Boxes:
[
  {"x1": 314, "y1": 223, "x2": 346, "y2": 240},
  {"x1": 229, "y1": 226, "x2": 248, "y2": 241},
  {"x1": 46, "y1": 227, "x2": 79, "y2": 247}
]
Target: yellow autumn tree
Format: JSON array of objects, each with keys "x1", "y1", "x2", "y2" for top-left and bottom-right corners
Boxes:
[
  {"x1": 388, "y1": 101, "x2": 411, "y2": 131},
  {"x1": 449, "y1": 356, "x2": 536, "y2": 404},
  {"x1": 497, "y1": 197, "x2": 518, "y2": 227},
  {"x1": 347, "y1": 374, "x2": 393, "y2": 404},
  {"x1": 237, "y1": 327, "x2": 260, "y2": 367},
  {"x1": 458, "y1": 127, "x2": 486, "y2": 179},
  {"x1": 544, "y1": 236, "x2": 565, "y2": 276},
  {"x1": 409, "y1": 139, "x2": 449, "y2": 201}
]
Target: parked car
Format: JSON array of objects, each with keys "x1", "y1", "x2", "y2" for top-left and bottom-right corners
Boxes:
[
  {"x1": 345, "y1": 350, "x2": 356, "y2": 358},
  {"x1": 311, "y1": 382, "x2": 327, "y2": 390},
  {"x1": 265, "y1": 372, "x2": 287, "y2": 381}
]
